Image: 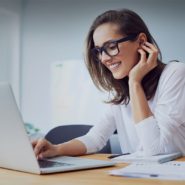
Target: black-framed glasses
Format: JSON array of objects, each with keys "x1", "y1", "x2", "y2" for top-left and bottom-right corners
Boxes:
[{"x1": 91, "y1": 34, "x2": 138, "y2": 61}]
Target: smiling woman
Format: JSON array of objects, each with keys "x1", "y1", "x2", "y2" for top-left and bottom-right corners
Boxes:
[
  {"x1": 86, "y1": 10, "x2": 165, "y2": 105},
  {"x1": 32, "y1": 9, "x2": 185, "y2": 159}
]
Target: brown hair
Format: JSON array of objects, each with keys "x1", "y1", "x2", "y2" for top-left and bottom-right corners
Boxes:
[{"x1": 85, "y1": 9, "x2": 166, "y2": 105}]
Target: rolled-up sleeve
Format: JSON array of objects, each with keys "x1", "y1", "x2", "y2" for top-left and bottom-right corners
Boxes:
[{"x1": 135, "y1": 63, "x2": 185, "y2": 156}]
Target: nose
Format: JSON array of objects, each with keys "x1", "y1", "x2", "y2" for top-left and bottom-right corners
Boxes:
[{"x1": 101, "y1": 51, "x2": 111, "y2": 64}]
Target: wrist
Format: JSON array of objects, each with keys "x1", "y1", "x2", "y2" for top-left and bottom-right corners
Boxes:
[
  {"x1": 128, "y1": 79, "x2": 141, "y2": 87},
  {"x1": 54, "y1": 144, "x2": 63, "y2": 156}
]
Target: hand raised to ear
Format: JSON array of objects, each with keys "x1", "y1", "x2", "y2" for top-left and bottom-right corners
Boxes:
[{"x1": 129, "y1": 42, "x2": 158, "y2": 83}]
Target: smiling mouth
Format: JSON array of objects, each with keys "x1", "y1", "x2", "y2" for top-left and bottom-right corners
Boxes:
[{"x1": 109, "y1": 62, "x2": 121, "y2": 70}]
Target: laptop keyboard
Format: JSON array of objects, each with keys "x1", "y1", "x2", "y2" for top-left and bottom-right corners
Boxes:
[{"x1": 38, "y1": 159, "x2": 73, "y2": 168}]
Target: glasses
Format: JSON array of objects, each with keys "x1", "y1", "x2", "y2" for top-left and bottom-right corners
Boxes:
[{"x1": 91, "y1": 34, "x2": 138, "y2": 61}]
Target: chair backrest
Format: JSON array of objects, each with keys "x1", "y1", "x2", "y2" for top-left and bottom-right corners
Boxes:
[{"x1": 45, "y1": 124, "x2": 112, "y2": 154}]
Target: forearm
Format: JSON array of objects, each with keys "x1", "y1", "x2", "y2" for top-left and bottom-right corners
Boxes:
[
  {"x1": 129, "y1": 80, "x2": 153, "y2": 123},
  {"x1": 56, "y1": 139, "x2": 87, "y2": 156}
]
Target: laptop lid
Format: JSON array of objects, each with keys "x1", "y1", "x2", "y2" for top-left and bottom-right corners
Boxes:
[
  {"x1": 0, "y1": 82, "x2": 115, "y2": 174},
  {"x1": 0, "y1": 82, "x2": 40, "y2": 174}
]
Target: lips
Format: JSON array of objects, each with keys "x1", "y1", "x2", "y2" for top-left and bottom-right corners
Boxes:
[{"x1": 108, "y1": 62, "x2": 121, "y2": 70}]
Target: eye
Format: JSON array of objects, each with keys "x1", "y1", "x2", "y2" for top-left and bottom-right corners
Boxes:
[
  {"x1": 107, "y1": 43, "x2": 117, "y2": 51},
  {"x1": 105, "y1": 42, "x2": 119, "y2": 56}
]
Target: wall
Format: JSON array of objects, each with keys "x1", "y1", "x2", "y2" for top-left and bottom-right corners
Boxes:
[
  {"x1": 21, "y1": 0, "x2": 185, "y2": 133},
  {"x1": 50, "y1": 59, "x2": 110, "y2": 127},
  {"x1": 0, "y1": 0, "x2": 22, "y2": 107}
]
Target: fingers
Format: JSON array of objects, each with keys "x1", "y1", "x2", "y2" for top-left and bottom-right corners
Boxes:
[
  {"x1": 141, "y1": 42, "x2": 158, "y2": 63},
  {"x1": 31, "y1": 140, "x2": 37, "y2": 148},
  {"x1": 139, "y1": 42, "x2": 158, "y2": 69},
  {"x1": 138, "y1": 49, "x2": 147, "y2": 64},
  {"x1": 33, "y1": 138, "x2": 48, "y2": 158},
  {"x1": 142, "y1": 42, "x2": 158, "y2": 51},
  {"x1": 32, "y1": 139, "x2": 57, "y2": 159},
  {"x1": 38, "y1": 149, "x2": 52, "y2": 159}
]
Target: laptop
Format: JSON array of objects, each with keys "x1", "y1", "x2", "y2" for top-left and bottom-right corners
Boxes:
[{"x1": 0, "y1": 82, "x2": 115, "y2": 174}]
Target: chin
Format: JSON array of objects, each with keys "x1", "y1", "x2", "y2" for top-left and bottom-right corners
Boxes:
[{"x1": 112, "y1": 72, "x2": 128, "y2": 79}]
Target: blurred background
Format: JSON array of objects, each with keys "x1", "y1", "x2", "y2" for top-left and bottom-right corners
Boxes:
[{"x1": 0, "y1": 0, "x2": 185, "y2": 134}]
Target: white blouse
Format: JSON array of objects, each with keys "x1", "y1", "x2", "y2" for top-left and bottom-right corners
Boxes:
[{"x1": 77, "y1": 62, "x2": 185, "y2": 156}]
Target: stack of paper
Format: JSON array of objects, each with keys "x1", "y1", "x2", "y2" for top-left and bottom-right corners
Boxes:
[{"x1": 111, "y1": 151, "x2": 182, "y2": 163}]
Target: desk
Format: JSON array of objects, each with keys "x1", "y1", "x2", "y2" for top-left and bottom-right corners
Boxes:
[{"x1": 0, "y1": 154, "x2": 185, "y2": 185}]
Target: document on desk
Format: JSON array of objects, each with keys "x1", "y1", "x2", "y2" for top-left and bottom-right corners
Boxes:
[
  {"x1": 111, "y1": 151, "x2": 182, "y2": 163},
  {"x1": 109, "y1": 161, "x2": 185, "y2": 180}
]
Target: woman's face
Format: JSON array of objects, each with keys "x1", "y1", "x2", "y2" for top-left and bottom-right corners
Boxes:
[{"x1": 93, "y1": 23, "x2": 140, "y2": 79}]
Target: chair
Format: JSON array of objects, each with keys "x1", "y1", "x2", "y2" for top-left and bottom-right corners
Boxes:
[{"x1": 45, "y1": 124, "x2": 112, "y2": 153}]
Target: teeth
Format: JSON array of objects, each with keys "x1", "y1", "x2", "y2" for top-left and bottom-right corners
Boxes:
[{"x1": 109, "y1": 63, "x2": 120, "y2": 69}]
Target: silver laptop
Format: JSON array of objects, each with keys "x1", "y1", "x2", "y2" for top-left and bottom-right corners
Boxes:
[{"x1": 0, "y1": 82, "x2": 115, "y2": 174}]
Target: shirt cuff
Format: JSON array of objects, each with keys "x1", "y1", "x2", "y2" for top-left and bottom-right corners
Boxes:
[{"x1": 75, "y1": 135, "x2": 99, "y2": 154}]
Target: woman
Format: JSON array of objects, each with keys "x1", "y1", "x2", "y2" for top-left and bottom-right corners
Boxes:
[{"x1": 33, "y1": 9, "x2": 185, "y2": 159}]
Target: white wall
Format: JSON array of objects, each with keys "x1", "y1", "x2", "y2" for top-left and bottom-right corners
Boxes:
[
  {"x1": 21, "y1": 0, "x2": 185, "y2": 133},
  {"x1": 0, "y1": 0, "x2": 22, "y2": 107},
  {"x1": 50, "y1": 59, "x2": 109, "y2": 127}
]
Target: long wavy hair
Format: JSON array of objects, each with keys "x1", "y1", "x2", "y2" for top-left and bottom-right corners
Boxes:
[{"x1": 85, "y1": 9, "x2": 166, "y2": 105}]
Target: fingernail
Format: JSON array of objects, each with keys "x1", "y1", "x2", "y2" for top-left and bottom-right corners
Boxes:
[{"x1": 39, "y1": 154, "x2": 43, "y2": 159}]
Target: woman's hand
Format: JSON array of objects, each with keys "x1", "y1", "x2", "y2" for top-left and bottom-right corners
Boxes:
[
  {"x1": 129, "y1": 42, "x2": 158, "y2": 83},
  {"x1": 32, "y1": 138, "x2": 59, "y2": 159}
]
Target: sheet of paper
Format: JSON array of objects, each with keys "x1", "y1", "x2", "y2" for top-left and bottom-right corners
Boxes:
[{"x1": 109, "y1": 161, "x2": 185, "y2": 180}]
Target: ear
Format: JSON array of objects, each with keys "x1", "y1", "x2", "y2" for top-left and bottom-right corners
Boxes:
[{"x1": 137, "y1": 33, "x2": 147, "y2": 46}]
